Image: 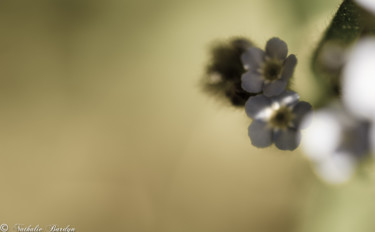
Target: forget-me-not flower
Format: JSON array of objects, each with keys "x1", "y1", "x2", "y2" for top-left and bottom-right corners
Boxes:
[
  {"x1": 241, "y1": 38, "x2": 297, "y2": 97},
  {"x1": 245, "y1": 91, "x2": 312, "y2": 150}
]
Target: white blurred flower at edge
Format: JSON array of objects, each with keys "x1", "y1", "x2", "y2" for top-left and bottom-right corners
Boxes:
[
  {"x1": 342, "y1": 37, "x2": 375, "y2": 120},
  {"x1": 301, "y1": 103, "x2": 370, "y2": 184},
  {"x1": 342, "y1": 37, "x2": 375, "y2": 153},
  {"x1": 301, "y1": 37, "x2": 375, "y2": 184}
]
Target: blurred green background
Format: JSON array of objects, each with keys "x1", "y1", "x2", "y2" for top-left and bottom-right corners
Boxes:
[{"x1": 1, "y1": 0, "x2": 375, "y2": 231}]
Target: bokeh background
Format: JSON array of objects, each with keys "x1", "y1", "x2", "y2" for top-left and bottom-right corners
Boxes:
[{"x1": 1, "y1": 0, "x2": 375, "y2": 231}]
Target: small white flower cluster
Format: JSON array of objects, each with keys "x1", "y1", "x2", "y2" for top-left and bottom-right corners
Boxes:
[
  {"x1": 302, "y1": 37, "x2": 375, "y2": 184},
  {"x1": 241, "y1": 38, "x2": 312, "y2": 150}
]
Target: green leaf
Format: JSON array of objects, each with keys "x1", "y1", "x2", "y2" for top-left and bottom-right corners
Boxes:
[{"x1": 312, "y1": 0, "x2": 364, "y2": 107}]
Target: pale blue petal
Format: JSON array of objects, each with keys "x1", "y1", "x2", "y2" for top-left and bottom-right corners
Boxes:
[
  {"x1": 273, "y1": 91, "x2": 299, "y2": 107},
  {"x1": 241, "y1": 47, "x2": 265, "y2": 70},
  {"x1": 266, "y1": 38, "x2": 288, "y2": 60},
  {"x1": 263, "y1": 79, "x2": 288, "y2": 97},
  {"x1": 248, "y1": 121, "x2": 273, "y2": 148},
  {"x1": 281, "y1": 54, "x2": 297, "y2": 80},
  {"x1": 292, "y1": 101, "x2": 312, "y2": 129},
  {"x1": 245, "y1": 94, "x2": 271, "y2": 119},
  {"x1": 241, "y1": 70, "x2": 263, "y2": 93},
  {"x1": 274, "y1": 129, "x2": 301, "y2": 151}
]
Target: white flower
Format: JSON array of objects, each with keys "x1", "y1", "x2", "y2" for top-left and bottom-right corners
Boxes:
[
  {"x1": 301, "y1": 103, "x2": 370, "y2": 184},
  {"x1": 342, "y1": 37, "x2": 375, "y2": 120}
]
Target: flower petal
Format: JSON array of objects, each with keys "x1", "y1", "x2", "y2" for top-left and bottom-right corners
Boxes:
[
  {"x1": 343, "y1": 38, "x2": 375, "y2": 120},
  {"x1": 266, "y1": 38, "x2": 288, "y2": 60},
  {"x1": 275, "y1": 90, "x2": 299, "y2": 106},
  {"x1": 241, "y1": 70, "x2": 263, "y2": 93},
  {"x1": 292, "y1": 101, "x2": 312, "y2": 129},
  {"x1": 263, "y1": 79, "x2": 288, "y2": 97},
  {"x1": 301, "y1": 109, "x2": 343, "y2": 160},
  {"x1": 245, "y1": 94, "x2": 271, "y2": 119},
  {"x1": 281, "y1": 54, "x2": 297, "y2": 80},
  {"x1": 314, "y1": 152, "x2": 355, "y2": 184},
  {"x1": 248, "y1": 121, "x2": 273, "y2": 148},
  {"x1": 274, "y1": 128, "x2": 301, "y2": 150},
  {"x1": 241, "y1": 47, "x2": 265, "y2": 70}
]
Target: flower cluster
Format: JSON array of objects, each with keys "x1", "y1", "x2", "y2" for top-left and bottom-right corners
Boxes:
[
  {"x1": 241, "y1": 38, "x2": 312, "y2": 150},
  {"x1": 301, "y1": 37, "x2": 375, "y2": 183},
  {"x1": 201, "y1": 0, "x2": 375, "y2": 185},
  {"x1": 302, "y1": 103, "x2": 370, "y2": 183}
]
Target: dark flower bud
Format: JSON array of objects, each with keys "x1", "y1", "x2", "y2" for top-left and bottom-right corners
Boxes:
[{"x1": 202, "y1": 37, "x2": 254, "y2": 107}]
